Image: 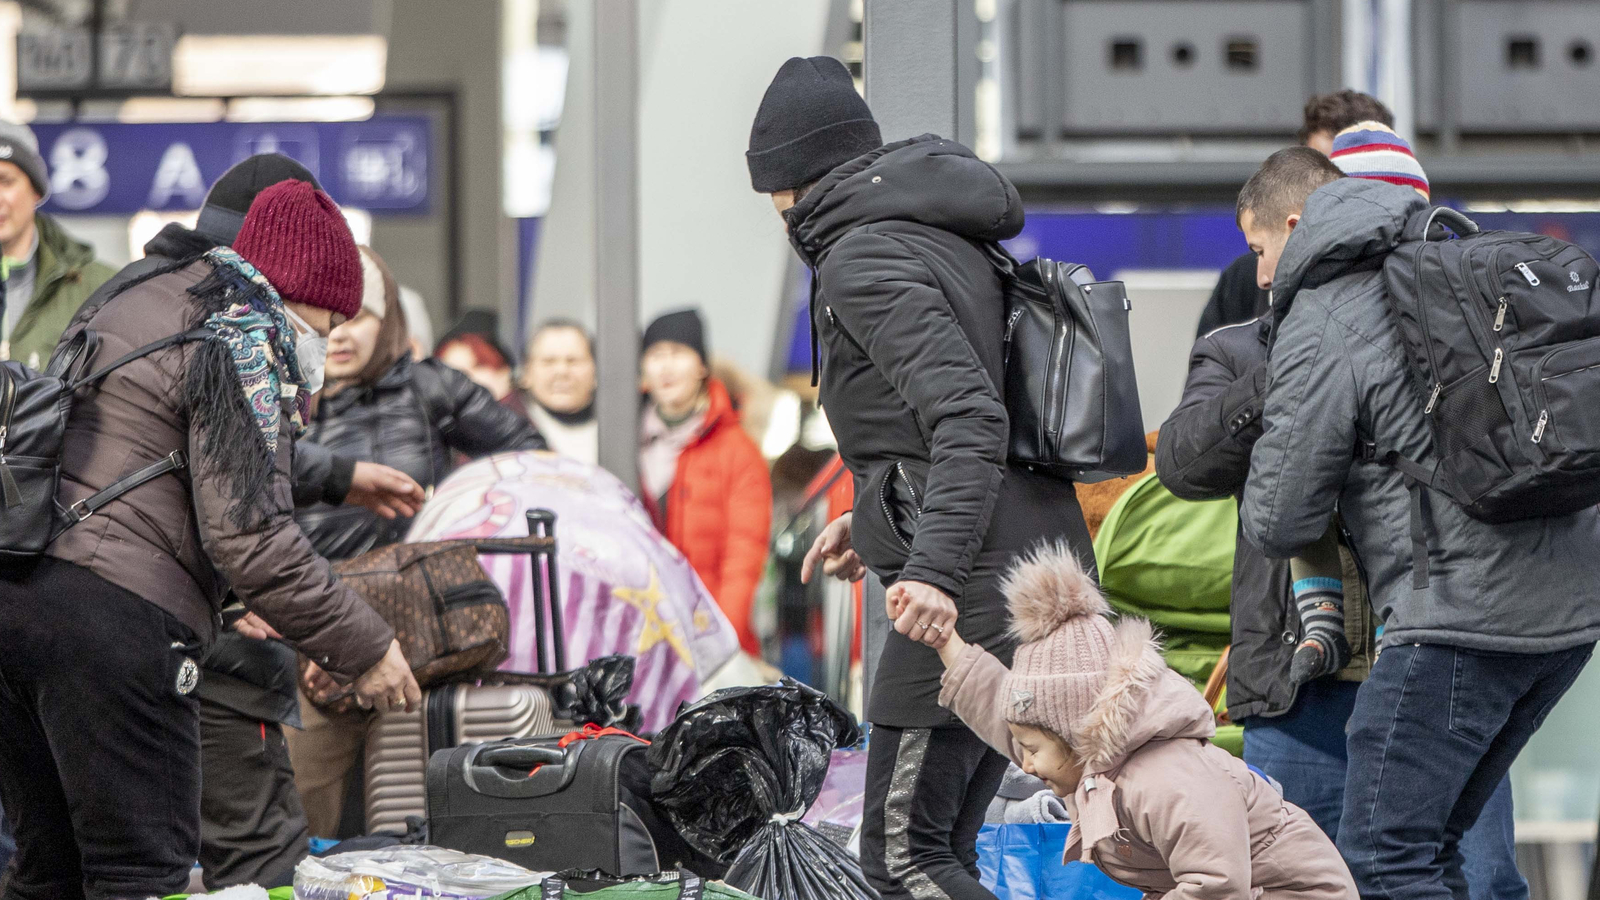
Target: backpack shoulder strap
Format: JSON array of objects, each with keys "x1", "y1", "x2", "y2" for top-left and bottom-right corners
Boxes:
[
  {"x1": 1356, "y1": 439, "x2": 1462, "y2": 591},
  {"x1": 62, "y1": 450, "x2": 187, "y2": 524},
  {"x1": 66, "y1": 327, "x2": 212, "y2": 392}
]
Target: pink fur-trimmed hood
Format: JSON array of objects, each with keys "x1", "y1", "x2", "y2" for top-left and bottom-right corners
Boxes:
[{"x1": 1071, "y1": 617, "x2": 1217, "y2": 771}]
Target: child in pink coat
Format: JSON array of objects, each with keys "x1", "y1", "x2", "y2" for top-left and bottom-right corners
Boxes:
[{"x1": 935, "y1": 544, "x2": 1356, "y2": 899}]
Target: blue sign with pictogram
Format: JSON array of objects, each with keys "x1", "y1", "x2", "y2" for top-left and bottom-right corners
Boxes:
[{"x1": 29, "y1": 116, "x2": 431, "y2": 215}]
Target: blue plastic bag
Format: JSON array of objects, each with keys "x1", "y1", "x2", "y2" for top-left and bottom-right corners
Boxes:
[{"x1": 976, "y1": 823, "x2": 1141, "y2": 900}]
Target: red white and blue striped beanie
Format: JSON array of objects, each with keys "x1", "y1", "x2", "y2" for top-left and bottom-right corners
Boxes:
[{"x1": 1330, "y1": 121, "x2": 1429, "y2": 198}]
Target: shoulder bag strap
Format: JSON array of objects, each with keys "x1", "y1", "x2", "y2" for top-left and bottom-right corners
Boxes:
[{"x1": 66, "y1": 327, "x2": 212, "y2": 392}]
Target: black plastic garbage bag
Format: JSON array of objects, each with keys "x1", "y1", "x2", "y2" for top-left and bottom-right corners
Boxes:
[
  {"x1": 647, "y1": 679, "x2": 874, "y2": 900},
  {"x1": 490, "y1": 654, "x2": 636, "y2": 727}
]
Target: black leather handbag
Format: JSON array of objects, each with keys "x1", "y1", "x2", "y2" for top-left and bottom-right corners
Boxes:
[{"x1": 995, "y1": 250, "x2": 1146, "y2": 482}]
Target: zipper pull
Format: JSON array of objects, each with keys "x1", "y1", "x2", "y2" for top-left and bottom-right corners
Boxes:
[
  {"x1": 1516, "y1": 262, "x2": 1540, "y2": 286},
  {"x1": 1489, "y1": 347, "x2": 1504, "y2": 383},
  {"x1": 1494, "y1": 298, "x2": 1507, "y2": 332},
  {"x1": 825, "y1": 306, "x2": 837, "y2": 325},
  {"x1": 1533, "y1": 410, "x2": 1549, "y2": 443},
  {"x1": 1424, "y1": 383, "x2": 1441, "y2": 414}
]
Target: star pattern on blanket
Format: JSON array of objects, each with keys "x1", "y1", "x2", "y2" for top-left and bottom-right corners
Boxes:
[{"x1": 613, "y1": 565, "x2": 693, "y2": 666}]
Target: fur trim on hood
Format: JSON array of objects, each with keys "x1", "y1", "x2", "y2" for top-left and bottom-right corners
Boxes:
[{"x1": 1068, "y1": 617, "x2": 1175, "y2": 770}]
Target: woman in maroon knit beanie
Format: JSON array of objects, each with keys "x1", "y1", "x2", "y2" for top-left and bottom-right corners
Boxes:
[{"x1": 0, "y1": 176, "x2": 418, "y2": 899}]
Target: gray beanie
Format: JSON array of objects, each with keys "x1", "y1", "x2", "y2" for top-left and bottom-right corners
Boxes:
[{"x1": 0, "y1": 122, "x2": 48, "y2": 201}]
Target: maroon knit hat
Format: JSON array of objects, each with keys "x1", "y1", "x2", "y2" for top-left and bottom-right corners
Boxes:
[{"x1": 233, "y1": 179, "x2": 362, "y2": 320}]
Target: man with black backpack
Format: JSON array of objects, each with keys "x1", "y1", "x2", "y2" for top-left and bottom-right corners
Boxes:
[
  {"x1": 1238, "y1": 147, "x2": 1600, "y2": 899},
  {"x1": 750, "y1": 57, "x2": 1093, "y2": 900}
]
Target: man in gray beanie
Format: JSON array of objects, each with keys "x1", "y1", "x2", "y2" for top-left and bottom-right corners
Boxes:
[{"x1": 0, "y1": 120, "x2": 114, "y2": 369}]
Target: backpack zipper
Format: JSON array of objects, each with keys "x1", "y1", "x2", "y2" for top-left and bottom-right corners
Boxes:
[
  {"x1": 1424, "y1": 383, "x2": 1441, "y2": 415},
  {"x1": 1412, "y1": 245, "x2": 1448, "y2": 420},
  {"x1": 1516, "y1": 262, "x2": 1540, "y2": 286},
  {"x1": 1494, "y1": 298, "x2": 1507, "y2": 332},
  {"x1": 1489, "y1": 347, "x2": 1504, "y2": 383},
  {"x1": 1533, "y1": 409, "x2": 1549, "y2": 443}
]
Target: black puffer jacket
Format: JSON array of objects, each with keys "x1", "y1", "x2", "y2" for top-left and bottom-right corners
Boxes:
[
  {"x1": 1154, "y1": 318, "x2": 1296, "y2": 720},
  {"x1": 294, "y1": 355, "x2": 544, "y2": 560},
  {"x1": 788, "y1": 134, "x2": 1092, "y2": 727}
]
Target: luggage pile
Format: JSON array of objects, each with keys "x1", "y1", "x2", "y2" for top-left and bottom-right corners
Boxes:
[
  {"x1": 291, "y1": 509, "x2": 874, "y2": 899},
  {"x1": 285, "y1": 681, "x2": 868, "y2": 900}
]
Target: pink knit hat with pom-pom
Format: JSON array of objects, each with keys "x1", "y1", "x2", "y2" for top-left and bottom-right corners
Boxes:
[{"x1": 1000, "y1": 543, "x2": 1117, "y2": 739}]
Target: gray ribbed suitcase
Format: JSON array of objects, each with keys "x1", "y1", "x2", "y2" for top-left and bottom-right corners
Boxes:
[
  {"x1": 365, "y1": 682, "x2": 567, "y2": 834},
  {"x1": 364, "y1": 510, "x2": 571, "y2": 835}
]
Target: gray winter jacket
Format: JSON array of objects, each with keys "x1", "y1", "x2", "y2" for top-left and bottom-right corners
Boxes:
[{"x1": 1241, "y1": 178, "x2": 1600, "y2": 654}]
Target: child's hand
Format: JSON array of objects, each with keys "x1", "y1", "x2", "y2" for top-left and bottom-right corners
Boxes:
[{"x1": 935, "y1": 631, "x2": 968, "y2": 669}]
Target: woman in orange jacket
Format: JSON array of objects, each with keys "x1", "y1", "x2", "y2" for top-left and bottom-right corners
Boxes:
[{"x1": 638, "y1": 309, "x2": 772, "y2": 655}]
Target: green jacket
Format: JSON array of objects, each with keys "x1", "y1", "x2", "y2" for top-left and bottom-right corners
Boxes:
[
  {"x1": 1093, "y1": 470, "x2": 1245, "y2": 756},
  {"x1": 6, "y1": 213, "x2": 116, "y2": 369}
]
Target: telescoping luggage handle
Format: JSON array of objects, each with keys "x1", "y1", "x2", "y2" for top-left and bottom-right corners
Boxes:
[
  {"x1": 473, "y1": 509, "x2": 567, "y2": 674},
  {"x1": 541, "y1": 873, "x2": 704, "y2": 900}
]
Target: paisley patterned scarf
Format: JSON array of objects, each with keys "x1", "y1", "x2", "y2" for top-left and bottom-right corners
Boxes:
[{"x1": 196, "y1": 247, "x2": 311, "y2": 457}]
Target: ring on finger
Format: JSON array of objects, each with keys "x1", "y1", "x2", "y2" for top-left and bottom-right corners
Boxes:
[
  {"x1": 929, "y1": 623, "x2": 945, "y2": 633},
  {"x1": 915, "y1": 621, "x2": 930, "y2": 630}
]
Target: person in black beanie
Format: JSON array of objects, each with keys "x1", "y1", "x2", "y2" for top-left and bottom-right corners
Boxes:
[{"x1": 753, "y1": 57, "x2": 1093, "y2": 900}]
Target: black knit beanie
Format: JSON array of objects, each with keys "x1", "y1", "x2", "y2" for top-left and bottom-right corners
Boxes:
[
  {"x1": 198, "y1": 153, "x2": 321, "y2": 245},
  {"x1": 747, "y1": 56, "x2": 882, "y2": 194},
  {"x1": 642, "y1": 309, "x2": 707, "y2": 365}
]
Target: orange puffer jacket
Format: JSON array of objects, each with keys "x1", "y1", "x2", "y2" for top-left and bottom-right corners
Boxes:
[{"x1": 644, "y1": 378, "x2": 772, "y2": 655}]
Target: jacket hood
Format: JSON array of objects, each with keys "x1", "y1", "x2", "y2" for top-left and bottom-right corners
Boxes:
[
  {"x1": 144, "y1": 222, "x2": 220, "y2": 262},
  {"x1": 787, "y1": 134, "x2": 1023, "y2": 264},
  {"x1": 1072, "y1": 617, "x2": 1217, "y2": 772},
  {"x1": 1271, "y1": 178, "x2": 1429, "y2": 316}
]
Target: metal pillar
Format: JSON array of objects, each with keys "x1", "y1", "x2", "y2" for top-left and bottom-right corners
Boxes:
[
  {"x1": 593, "y1": 0, "x2": 639, "y2": 485},
  {"x1": 857, "y1": 0, "x2": 971, "y2": 716}
]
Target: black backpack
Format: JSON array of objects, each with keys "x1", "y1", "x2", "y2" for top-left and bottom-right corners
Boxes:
[
  {"x1": 993, "y1": 250, "x2": 1147, "y2": 482},
  {"x1": 1374, "y1": 206, "x2": 1600, "y2": 584},
  {"x1": 0, "y1": 326, "x2": 210, "y2": 555}
]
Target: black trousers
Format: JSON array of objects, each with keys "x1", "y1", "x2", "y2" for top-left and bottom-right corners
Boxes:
[
  {"x1": 0, "y1": 558, "x2": 203, "y2": 900},
  {"x1": 861, "y1": 724, "x2": 1009, "y2": 900},
  {"x1": 198, "y1": 697, "x2": 309, "y2": 890}
]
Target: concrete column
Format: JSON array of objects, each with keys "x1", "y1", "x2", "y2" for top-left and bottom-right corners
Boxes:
[
  {"x1": 857, "y1": 0, "x2": 972, "y2": 716},
  {"x1": 863, "y1": 0, "x2": 976, "y2": 144},
  {"x1": 593, "y1": 0, "x2": 640, "y2": 485}
]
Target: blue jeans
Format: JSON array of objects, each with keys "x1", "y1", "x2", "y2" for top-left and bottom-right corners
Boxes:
[
  {"x1": 1340, "y1": 642, "x2": 1592, "y2": 900},
  {"x1": 1245, "y1": 677, "x2": 1528, "y2": 900}
]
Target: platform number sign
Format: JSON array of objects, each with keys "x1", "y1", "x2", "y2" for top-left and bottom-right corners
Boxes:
[{"x1": 17, "y1": 23, "x2": 174, "y2": 94}]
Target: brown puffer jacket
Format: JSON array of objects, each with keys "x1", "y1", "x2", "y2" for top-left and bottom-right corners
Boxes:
[{"x1": 46, "y1": 259, "x2": 394, "y2": 681}]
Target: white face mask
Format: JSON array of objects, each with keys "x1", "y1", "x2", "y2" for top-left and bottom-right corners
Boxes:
[{"x1": 282, "y1": 306, "x2": 328, "y2": 395}]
